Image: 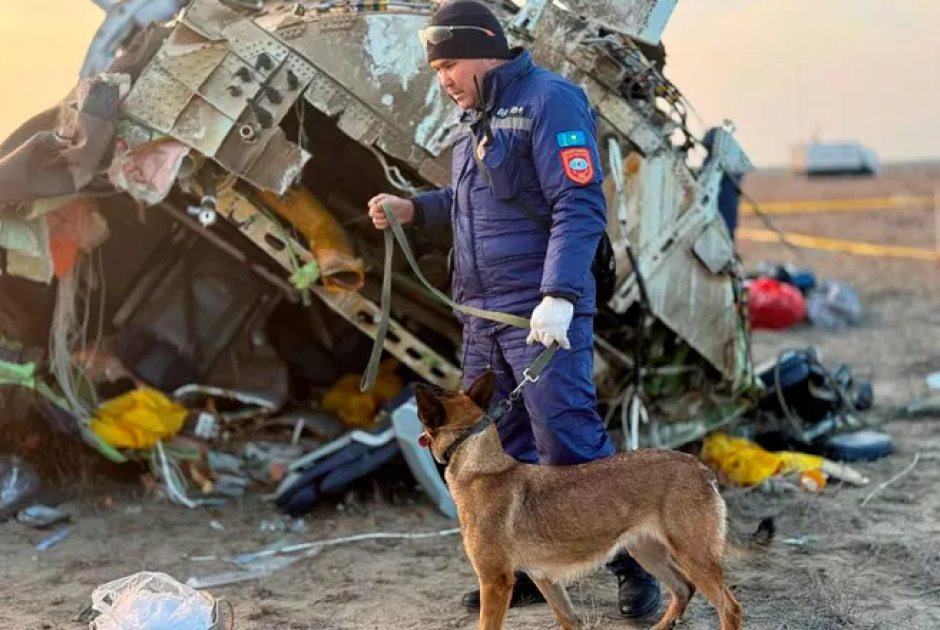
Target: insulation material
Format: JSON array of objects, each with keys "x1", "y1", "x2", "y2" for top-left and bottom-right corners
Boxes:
[
  {"x1": 108, "y1": 139, "x2": 192, "y2": 205},
  {"x1": 0, "y1": 213, "x2": 53, "y2": 283},
  {"x1": 90, "y1": 388, "x2": 189, "y2": 450},
  {"x1": 46, "y1": 198, "x2": 110, "y2": 279},
  {"x1": 255, "y1": 186, "x2": 365, "y2": 291}
]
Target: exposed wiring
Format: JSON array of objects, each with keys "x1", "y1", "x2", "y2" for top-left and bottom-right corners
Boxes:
[
  {"x1": 228, "y1": 527, "x2": 462, "y2": 565},
  {"x1": 590, "y1": 32, "x2": 804, "y2": 262},
  {"x1": 48, "y1": 248, "x2": 107, "y2": 421},
  {"x1": 606, "y1": 135, "x2": 653, "y2": 450},
  {"x1": 733, "y1": 185, "x2": 806, "y2": 262},
  {"x1": 369, "y1": 145, "x2": 422, "y2": 197},
  {"x1": 154, "y1": 440, "x2": 198, "y2": 509}
]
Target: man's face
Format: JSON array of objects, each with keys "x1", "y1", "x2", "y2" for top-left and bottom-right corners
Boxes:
[{"x1": 431, "y1": 58, "x2": 501, "y2": 110}]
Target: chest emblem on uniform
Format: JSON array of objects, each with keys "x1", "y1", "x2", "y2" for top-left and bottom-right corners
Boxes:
[
  {"x1": 560, "y1": 147, "x2": 594, "y2": 185},
  {"x1": 496, "y1": 105, "x2": 525, "y2": 117}
]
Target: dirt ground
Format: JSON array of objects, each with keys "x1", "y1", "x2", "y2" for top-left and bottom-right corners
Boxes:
[{"x1": 3, "y1": 193, "x2": 940, "y2": 630}]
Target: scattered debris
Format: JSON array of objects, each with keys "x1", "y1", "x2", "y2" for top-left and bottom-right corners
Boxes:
[
  {"x1": 806, "y1": 280, "x2": 863, "y2": 329},
  {"x1": 186, "y1": 549, "x2": 319, "y2": 589},
  {"x1": 751, "y1": 347, "x2": 875, "y2": 447},
  {"x1": 825, "y1": 430, "x2": 895, "y2": 462},
  {"x1": 229, "y1": 526, "x2": 461, "y2": 567},
  {"x1": 16, "y1": 505, "x2": 70, "y2": 529},
  {"x1": 90, "y1": 388, "x2": 188, "y2": 450},
  {"x1": 860, "y1": 452, "x2": 921, "y2": 508},
  {"x1": 0, "y1": 455, "x2": 40, "y2": 514},
  {"x1": 89, "y1": 571, "x2": 228, "y2": 630},
  {"x1": 926, "y1": 372, "x2": 940, "y2": 391},
  {"x1": 258, "y1": 515, "x2": 305, "y2": 534},
  {"x1": 746, "y1": 263, "x2": 862, "y2": 331},
  {"x1": 747, "y1": 277, "x2": 807, "y2": 330},
  {"x1": 0, "y1": 0, "x2": 886, "y2": 545},
  {"x1": 701, "y1": 432, "x2": 869, "y2": 491},
  {"x1": 895, "y1": 395, "x2": 940, "y2": 419},
  {"x1": 35, "y1": 526, "x2": 73, "y2": 551}
]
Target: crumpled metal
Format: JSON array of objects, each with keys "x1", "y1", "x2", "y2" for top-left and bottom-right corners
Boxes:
[
  {"x1": 108, "y1": 138, "x2": 192, "y2": 205},
  {"x1": 0, "y1": 74, "x2": 130, "y2": 206}
]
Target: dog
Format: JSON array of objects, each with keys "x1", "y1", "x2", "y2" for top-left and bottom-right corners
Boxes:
[{"x1": 414, "y1": 371, "x2": 774, "y2": 630}]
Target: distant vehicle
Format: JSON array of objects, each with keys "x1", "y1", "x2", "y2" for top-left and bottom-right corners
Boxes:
[{"x1": 791, "y1": 141, "x2": 881, "y2": 177}]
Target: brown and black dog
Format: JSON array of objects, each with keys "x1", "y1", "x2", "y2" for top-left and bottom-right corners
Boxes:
[{"x1": 415, "y1": 372, "x2": 774, "y2": 630}]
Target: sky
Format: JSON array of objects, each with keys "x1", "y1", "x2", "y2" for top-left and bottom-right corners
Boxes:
[{"x1": 0, "y1": 0, "x2": 937, "y2": 168}]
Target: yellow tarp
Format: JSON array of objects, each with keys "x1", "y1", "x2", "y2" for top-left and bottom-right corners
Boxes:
[
  {"x1": 90, "y1": 388, "x2": 188, "y2": 449},
  {"x1": 701, "y1": 432, "x2": 826, "y2": 488},
  {"x1": 255, "y1": 186, "x2": 365, "y2": 291}
]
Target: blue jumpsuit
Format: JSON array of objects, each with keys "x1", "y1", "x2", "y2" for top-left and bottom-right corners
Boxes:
[{"x1": 413, "y1": 48, "x2": 616, "y2": 468}]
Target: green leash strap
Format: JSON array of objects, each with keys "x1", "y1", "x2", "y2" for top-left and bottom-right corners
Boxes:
[{"x1": 359, "y1": 200, "x2": 558, "y2": 393}]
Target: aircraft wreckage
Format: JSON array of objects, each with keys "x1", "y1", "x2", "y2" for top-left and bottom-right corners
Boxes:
[{"x1": 0, "y1": 0, "x2": 762, "y2": 479}]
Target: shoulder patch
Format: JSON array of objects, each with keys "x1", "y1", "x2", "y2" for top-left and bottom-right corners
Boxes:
[
  {"x1": 560, "y1": 147, "x2": 594, "y2": 185},
  {"x1": 556, "y1": 130, "x2": 587, "y2": 148}
]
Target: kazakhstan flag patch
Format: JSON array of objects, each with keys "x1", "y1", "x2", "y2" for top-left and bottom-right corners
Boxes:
[{"x1": 556, "y1": 130, "x2": 587, "y2": 148}]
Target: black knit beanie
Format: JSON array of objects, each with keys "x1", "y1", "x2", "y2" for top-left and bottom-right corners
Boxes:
[{"x1": 425, "y1": 0, "x2": 511, "y2": 62}]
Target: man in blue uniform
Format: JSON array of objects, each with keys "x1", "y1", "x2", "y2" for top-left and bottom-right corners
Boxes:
[{"x1": 368, "y1": 0, "x2": 661, "y2": 619}]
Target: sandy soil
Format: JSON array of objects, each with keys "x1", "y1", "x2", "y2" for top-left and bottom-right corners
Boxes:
[{"x1": 3, "y1": 194, "x2": 940, "y2": 630}]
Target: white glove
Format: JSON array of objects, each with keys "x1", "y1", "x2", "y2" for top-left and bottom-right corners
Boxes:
[{"x1": 526, "y1": 296, "x2": 574, "y2": 349}]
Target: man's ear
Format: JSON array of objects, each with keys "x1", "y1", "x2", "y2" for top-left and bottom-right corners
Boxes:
[
  {"x1": 415, "y1": 384, "x2": 446, "y2": 429},
  {"x1": 466, "y1": 371, "x2": 495, "y2": 410}
]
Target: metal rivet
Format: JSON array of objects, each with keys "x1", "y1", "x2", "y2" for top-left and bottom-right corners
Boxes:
[
  {"x1": 286, "y1": 69, "x2": 300, "y2": 90},
  {"x1": 249, "y1": 101, "x2": 274, "y2": 128},
  {"x1": 256, "y1": 52, "x2": 273, "y2": 72},
  {"x1": 239, "y1": 124, "x2": 258, "y2": 142},
  {"x1": 265, "y1": 86, "x2": 283, "y2": 105}
]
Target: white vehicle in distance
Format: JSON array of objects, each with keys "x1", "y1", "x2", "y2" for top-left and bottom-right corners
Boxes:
[{"x1": 791, "y1": 141, "x2": 881, "y2": 177}]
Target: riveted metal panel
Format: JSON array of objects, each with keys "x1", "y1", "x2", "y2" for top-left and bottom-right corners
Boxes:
[
  {"x1": 152, "y1": 23, "x2": 229, "y2": 92},
  {"x1": 123, "y1": 62, "x2": 194, "y2": 133},
  {"x1": 170, "y1": 97, "x2": 234, "y2": 156}
]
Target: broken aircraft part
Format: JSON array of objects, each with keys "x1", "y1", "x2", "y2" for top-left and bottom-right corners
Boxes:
[{"x1": 1, "y1": 0, "x2": 761, "y2": 451}]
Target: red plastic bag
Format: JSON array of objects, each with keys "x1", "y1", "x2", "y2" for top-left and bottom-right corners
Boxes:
[{"x1": 747, "y1": 277, "x2": 807, "y2": 330}]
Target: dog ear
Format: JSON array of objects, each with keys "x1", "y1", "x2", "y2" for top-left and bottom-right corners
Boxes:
[
  {"x1": 415, "y1": 384, "x2": 446, "y2": 429},
  {"x1": 466, "y1": 371, "x2": 495, "y2": 409}
]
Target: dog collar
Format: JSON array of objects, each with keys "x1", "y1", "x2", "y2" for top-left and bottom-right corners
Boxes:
[
  {"x1": 432, "y1": 345, "x2": 559, "y2": 466},
  {"x1": 440, "y1": 404, "x2": 507, "y2": 466}
]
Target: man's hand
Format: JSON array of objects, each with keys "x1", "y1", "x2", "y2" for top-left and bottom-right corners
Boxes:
[
  {"x1": 526, "y1": 296, "x2": 574, "y2": 349},
  {"x1": 368, "y1": 193, "x2": 415, "y2": 230}
]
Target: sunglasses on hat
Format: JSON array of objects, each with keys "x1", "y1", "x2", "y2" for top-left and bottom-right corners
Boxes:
[{"x1": 418, "y1": 25, "x2": 495, "y2": 46}]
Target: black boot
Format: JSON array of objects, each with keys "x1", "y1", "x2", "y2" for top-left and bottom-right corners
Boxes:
[
  {"x1": 614, "y1": 556, "x2": 662, "y2": 619},
  {"x1": 461, "y1": 571, "x2": 546, "y2": 612}
]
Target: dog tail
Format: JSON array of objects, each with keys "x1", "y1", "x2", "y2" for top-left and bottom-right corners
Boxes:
[{"x1": 724, "y1": 517, "x2": 775, "y2": 560}]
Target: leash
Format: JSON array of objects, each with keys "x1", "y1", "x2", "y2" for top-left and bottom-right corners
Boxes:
[
  {"x1": 359, "y1": 200, "x2": 559, "y2": 393},
  {"x1": 439, "y1": 343, "x2": 556, "y2": 466}
]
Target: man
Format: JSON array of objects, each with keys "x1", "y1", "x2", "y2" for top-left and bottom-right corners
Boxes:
[{"x1": 367, "y1": 0, "x2": 661, "y2": 619}]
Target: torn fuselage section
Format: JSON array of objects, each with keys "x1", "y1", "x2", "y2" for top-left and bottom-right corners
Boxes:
[{"x1": 1, "y1": 0, "x2": 760, "y2": 470}]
